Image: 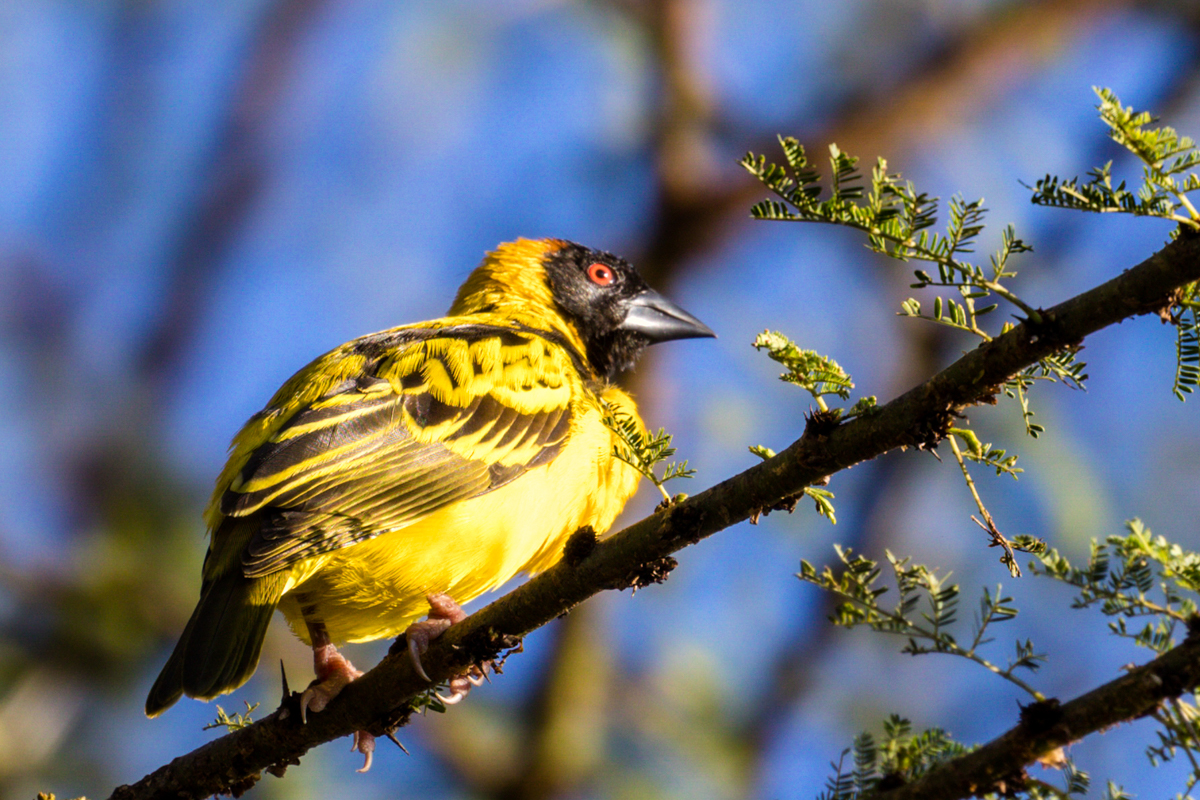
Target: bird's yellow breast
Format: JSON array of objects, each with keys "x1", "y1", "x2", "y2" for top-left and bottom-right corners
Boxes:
[{"x1": 275, "y1": 387, "x2": 642, "y2": 645}]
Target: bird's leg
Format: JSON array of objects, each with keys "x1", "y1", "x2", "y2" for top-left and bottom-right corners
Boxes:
[
  {"x1": 299, "y1": 620, "x2": 362, "y2": 720},
  {"x1": 404, "y1": 593, "x2": 489, "y2": 704},
  {"x1": 299, "y1": 618, "x2": 375, "y2": 772}
]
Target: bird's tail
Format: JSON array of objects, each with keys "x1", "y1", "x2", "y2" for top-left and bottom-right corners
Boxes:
[{"x1": 145, "y1": 569, "x2": 287, "y2": 717}]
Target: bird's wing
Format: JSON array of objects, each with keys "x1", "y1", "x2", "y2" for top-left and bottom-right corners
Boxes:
[{"x1": 217, "y1": 324, "x2": 581, "y2": 578}]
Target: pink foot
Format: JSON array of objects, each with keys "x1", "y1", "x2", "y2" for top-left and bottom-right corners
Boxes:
[
  {"x1": 298, "y1": 639, "x2": 375, "y2": 771},
  {"x1": 404, "y1": 593, "x2": 489, "y2": 704},
  {"x1": 299, "y1": 643, "x2": 363, "y2": 722}
]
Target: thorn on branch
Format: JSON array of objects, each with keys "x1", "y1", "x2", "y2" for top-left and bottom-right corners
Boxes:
[
  {"x1": 385, "y1": 732, "x2": 410, "y2": 755},
  {"x1": 275, "y1": 660, "x2": 298, "y2": 722}
]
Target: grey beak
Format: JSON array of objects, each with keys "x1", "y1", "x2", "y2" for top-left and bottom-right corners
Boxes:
[{"x1": 620, "y1": 289, "x2": 716, "y2": 343}]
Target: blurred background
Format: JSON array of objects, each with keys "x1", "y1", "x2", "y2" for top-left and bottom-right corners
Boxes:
[{"x1": 2, "y1": 0, "x2": 1200, "y2": 797}]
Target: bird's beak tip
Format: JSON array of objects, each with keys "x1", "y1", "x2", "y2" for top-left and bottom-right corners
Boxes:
[{"x1": 620, "y1": 290, "x2": 715, "y2": 343}]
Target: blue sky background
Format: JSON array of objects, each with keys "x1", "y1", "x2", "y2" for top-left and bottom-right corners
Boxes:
[{"x1": 2, "y1": 1, "x2": 1199, "y2": 798}]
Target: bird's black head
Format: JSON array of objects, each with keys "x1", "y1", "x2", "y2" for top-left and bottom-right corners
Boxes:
[{"x1": 543, "y1": 241, "x2": 715, "y2": 381}]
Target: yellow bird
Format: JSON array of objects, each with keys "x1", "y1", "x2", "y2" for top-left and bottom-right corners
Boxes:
[{"x1": 145, "y1": 238, "x2": 713, "y2": 765}]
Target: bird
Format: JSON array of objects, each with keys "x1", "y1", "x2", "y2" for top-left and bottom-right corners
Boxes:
[{"x1": 144, "y1": 238, "x2": 714, "y2": 768}]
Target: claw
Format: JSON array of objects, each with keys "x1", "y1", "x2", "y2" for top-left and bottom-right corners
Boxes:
[
  {"x1": 437, "y1": 673, "x2": 474, "y2": 704},
  {"x1": 465, "y1": 663, "x2": 490, "y2": 687},
  {"x1": 353, "y1": 731, "x2": 376, "y2": 773},
  {"x1": 407, "y1": 631, "x2": 435, "y2": 682},
  {"x1": 403, "y1": 593, "x2": 468, "y2": 683},
  {"x1": 299, "y1": 643, "x2": 362, "y2": 723},
  {"x1": 401, "y1": 594, "x2": 493, "y2": 706},
  {"x1": 299, "y1": 689, "x2": 313, "y2": 724}
]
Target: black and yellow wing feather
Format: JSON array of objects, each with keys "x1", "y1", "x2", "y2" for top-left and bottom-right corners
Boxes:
[
  {"x1": 146, "y1": 322, "x2": 587, "y2": 715},
  {"x1": 208, "y1": 322, "x2": 584, "y2": 574}
]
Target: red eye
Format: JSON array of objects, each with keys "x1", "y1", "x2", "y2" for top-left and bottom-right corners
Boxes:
[{"x1": 587, "y1": 263, "x2": 614, "y2": 286}]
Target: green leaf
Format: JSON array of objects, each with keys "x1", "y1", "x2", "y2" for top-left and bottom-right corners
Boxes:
[
  {"x1": 753, "y1": 330, "x2": 854, "y2": 402},
  {"x1": 805, "y1": 486, "x2": 837, "y2": 524},
  {"x1": 602, "y1": 404, "x2": 694, "y2": 503},
  {"x1": 749, "y1": 444, "x2": 776, "y2": 461}
]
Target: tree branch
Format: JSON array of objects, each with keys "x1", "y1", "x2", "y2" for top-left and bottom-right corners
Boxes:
[
  {"x1": 107, "y1": 231, "x2": 1200, "y2": 800},
  {"x1": 873, "y1": 630, "x2": 1200, "y2": 799}
]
